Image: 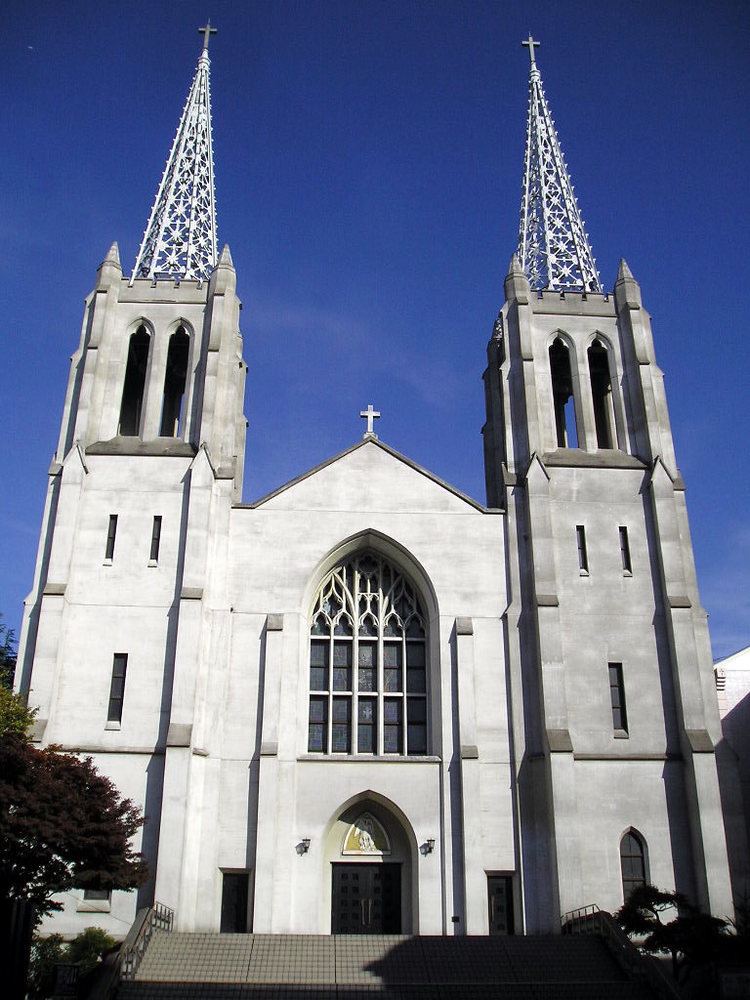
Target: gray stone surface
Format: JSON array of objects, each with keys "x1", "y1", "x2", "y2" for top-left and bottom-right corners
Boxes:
[{"x1": 122, "y1": 931, "x2": 653, "y2": 998}]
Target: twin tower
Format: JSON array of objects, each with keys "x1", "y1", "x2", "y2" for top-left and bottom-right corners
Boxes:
[{"x1": 17, "y1": 31, "x2": 736, "y2": 937}]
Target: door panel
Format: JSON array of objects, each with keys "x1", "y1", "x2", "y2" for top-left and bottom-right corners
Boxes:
[
  {"x1": 220, "y1": 872, "x2": 249, "y2": 933},
  {"x1": 487, "y1": 875, "x2": 513, "y2": 935},
  {"x1": 332, "y1": 863, "x2": 401, "y2": 934}
]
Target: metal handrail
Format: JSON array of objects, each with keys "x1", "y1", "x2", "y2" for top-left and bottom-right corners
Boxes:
[
  {"x1": 84, "y1": 902, "x2": 174, "y2": 999},
  {"x1": 561, "y1": 903, "x2": 680, "y2": 1000},
  {"x1": 120, "y1": 902, "x2": 174, "y2": 980}
]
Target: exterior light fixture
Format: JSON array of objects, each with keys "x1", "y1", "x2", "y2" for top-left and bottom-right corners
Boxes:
[
  {"x1": 420, "y1": 839, "x2": 435, "y2": 856},
  {"x1": 296, "y1": 838, "x2": 311, "y2": 855}
]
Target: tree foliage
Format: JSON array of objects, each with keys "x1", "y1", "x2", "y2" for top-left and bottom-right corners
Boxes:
[
  {"x1": 616, "y1": 884, "x2": 729, "y2": 982},
  {"x1": 0, "y1": 617, "x2": 17, "y2": 690},
  {"x1": 0, "y1": 733, "x2": 148, "y2": 917},
  {"x1": 65, "y1": 925, "x2": 117, "y2": 974},
  {"x1": 27, "y1": 927, "x2": 117, "y2": 999},
  {"x1": 0, "y1": 686, "x2": 36, "y2": 737},
  {"x1": 27, "y1": 933, "x2": 65, "y2": 1000},
  {"x1": 0, "y1": 616, "x2": 32, "y2": 738}
]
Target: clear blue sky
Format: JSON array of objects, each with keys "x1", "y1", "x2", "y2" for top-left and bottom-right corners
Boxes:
[{"x1": 2, "y1": 1, "x2": 749, "y2": 658}]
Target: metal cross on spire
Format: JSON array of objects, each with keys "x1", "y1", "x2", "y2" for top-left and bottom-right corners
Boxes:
[
  {"x1": 132, "y1": 26, "x2": 218, "y2": 282},
  {"x1": 522, "y1": 33, "x2": 540, "y2": 69},
  {"x1": 517, "y1": 36, "x2": 601, "y2": 292},
  {"x1": 199, "y1": 22, "x2": 217, "y2": 51}
]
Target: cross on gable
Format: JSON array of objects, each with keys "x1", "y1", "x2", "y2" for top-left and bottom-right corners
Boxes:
[
  {"x1": 359, "y1": 404, "x2": 381, "y2": 438},
  {"x1": 199, "y1": 22, "x2": 217, "y2": 52}
]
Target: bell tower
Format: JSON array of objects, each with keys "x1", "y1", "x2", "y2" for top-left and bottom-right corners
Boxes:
[
  {"x1": 484, "y1": 38, "x2": 733, "y2": 929},
  {"x1": 54, "y1": 26, "x2": 245, "y2": 486},
  {"x1": 16, "y1": 29, "x2": 247, "y2": 920}
]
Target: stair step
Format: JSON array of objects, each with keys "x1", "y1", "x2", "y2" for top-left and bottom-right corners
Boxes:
[
  {"x1": 120, "y1": 985, "x2": 655, "y2": 999},
  {"x1": 116, "y1": 932, "x2": 658, "y2": 999}
]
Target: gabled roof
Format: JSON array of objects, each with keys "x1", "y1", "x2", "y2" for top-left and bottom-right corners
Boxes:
[{"x1": 239, "y1": 436, "x2": 495, "y2": 513}]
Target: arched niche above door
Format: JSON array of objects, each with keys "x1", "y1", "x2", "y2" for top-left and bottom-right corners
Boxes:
[{"x1": 343, "y1": 812, "x2": 392, "y2": 856}]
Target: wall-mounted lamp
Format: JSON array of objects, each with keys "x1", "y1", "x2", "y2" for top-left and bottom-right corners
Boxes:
[
  {"x1": 420, "y1": 839, "x2": 435, "y2": 856},
  {"x1": 296, "y1": 838, "x2": 311, "y2": 855}
]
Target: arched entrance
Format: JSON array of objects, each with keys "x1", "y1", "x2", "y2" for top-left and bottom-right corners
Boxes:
[{"x1": 323, "y1": 796, "x2": 416, "y2": 934}]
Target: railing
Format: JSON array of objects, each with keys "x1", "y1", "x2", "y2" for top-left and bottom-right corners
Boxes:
[
  {"x1": 120, "y1": 902, "x2": 174, "y2": 980},
  {"x1": 51, "y1": 962, "x2": 80, "y2": 997},
  {"x1": 561, "y1": 903, "x2": 680, "y2": 1000},
  {"x1": 84, "y1": 902, "x2": 174, "y2": 1000}
]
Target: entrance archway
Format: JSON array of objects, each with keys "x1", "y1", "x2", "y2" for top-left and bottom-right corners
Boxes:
[{"x1": 323, "y1": 794, "x2": 417, "y2": 934}]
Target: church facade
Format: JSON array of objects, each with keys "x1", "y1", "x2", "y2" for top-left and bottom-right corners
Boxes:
[{"x1": 16, "y1": 34, "x2": 734, "y2": 939}]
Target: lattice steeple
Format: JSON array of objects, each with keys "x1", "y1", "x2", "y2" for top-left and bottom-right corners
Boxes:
[
  {"x1": 133, "y1": 25, "x2": 218, "y2": 282},
  {"x1": 517, "y1": 36, "x2": 601, "y2": 293}
]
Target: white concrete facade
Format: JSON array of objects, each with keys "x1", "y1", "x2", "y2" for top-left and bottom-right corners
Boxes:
[
  {"x1": 15, "y1": 243, "x2": 736, "y2": 940},
  {"x1": 715, "y1": 647, "x2": 750, "y2": 906}
]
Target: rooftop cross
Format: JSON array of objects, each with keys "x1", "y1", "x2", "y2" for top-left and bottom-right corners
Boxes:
[
  {"x1": 522, "y1": 34, "x2": 540, "y2": 69},
  {"x1": 199, "y1": 22, "x2": 217, "y2": 53},
  {"x1": 360, "y1": 404, "x2": 381, "y2": 438}
]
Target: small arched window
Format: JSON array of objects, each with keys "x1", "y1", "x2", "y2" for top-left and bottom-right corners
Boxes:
[
  {"x1": 308, "y1": 551, "x2": 428, "y2": 757},
  {"x1": 549, "y1": 338, "x2": 578, "y2": 448},
  {"x1": 588, "y1": 339, "x2": 615, "y2": 449},
  {"x1": 118, "y1": 325, "x2": 150, "y2": 436},
  {"x1": 620, "y1": 830, "x2": 647, "y2": 900},
  {"x1": 159, "y1": 326, "x2": 190, "y2": 437}
]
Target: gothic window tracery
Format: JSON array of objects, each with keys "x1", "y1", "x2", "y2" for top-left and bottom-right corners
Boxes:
[{"x1": 308, "y1": 551, "x2": 428, "y2": 756}]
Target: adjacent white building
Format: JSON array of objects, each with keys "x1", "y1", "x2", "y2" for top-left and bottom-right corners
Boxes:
[
  {"x1": 715, "y1": 647, "x2": 750, "y2": 907},
  {"x1": 16, "y1": 33, "x2": 736, "y2": 939}
]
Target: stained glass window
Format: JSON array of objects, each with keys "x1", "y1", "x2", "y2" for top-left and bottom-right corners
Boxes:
[{"x1": 307, "y1": 551, "x2": 428, "y2": 756}]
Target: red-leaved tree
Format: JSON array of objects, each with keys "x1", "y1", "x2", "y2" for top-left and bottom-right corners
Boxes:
[{"x1": 0, "y1": 733, "x2": 147, "y2": 917}]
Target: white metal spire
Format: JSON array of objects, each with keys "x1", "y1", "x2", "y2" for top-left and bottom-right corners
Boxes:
[
  {"x1": 132, "y1": 25, "x2": 218, "y2": 282},
  {"x1": 517, "y1": 35, "x2": 601, "y2": 293}
]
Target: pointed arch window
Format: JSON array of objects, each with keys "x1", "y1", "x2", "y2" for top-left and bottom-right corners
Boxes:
[
  {"x1": 308, "y1": 551, "x2": 428, "y2": 757},
  {"x1": 620, "y1": 830, "x2": 647, "y2": 900},
  {"x1": 549, "y1": 338, "x2": 578, "y2": 448},
  {"x1": 588, "y1": 338, "x2": 615, "y2": 449},
  {"x1": 159, "y1": 326, "x2": 190, "y2": 437},
  {"x1": 118, "y1": 325, "x2": 150, "y2": 436}
]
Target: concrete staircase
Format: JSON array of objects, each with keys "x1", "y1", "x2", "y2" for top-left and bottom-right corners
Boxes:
[{"x1": 116, "y1": 931, "x2": 660, "y2": 998}]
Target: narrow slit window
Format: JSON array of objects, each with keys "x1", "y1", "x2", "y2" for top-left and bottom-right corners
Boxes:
[
  {"x1": 576, "y1": 525, "x2": 588, "y2": 573},
  {"x1": 609, "y1": 662, "x2": 628, "y2": 733},
  {"x1": 588, "y1": 339, "x2": 615, "y2": 448},
  {"x1": 118, "y1": 325, "x2": 150, "y2": 436},
  {"x1": 159, "y1": 326, "x2": 190, "y2": 437},
  {"x1": 549, "y1": 338, "x2": 578, "y2": 448},
  {"x1": 107, "y1": 653, "x2": 128, "y2": 723},
  {"x1": 619, "y1": 526, "x2": 632, "y2": 574},
  {"x1": 105, "y1": 515, "x2": 118, "y2": 561},
  {"x1": 149, "y1": 516, "x2": 162, "y2": 562}
]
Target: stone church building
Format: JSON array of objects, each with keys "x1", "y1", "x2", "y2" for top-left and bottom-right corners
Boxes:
[{"x1": 16, "y1": 33, "x2": 735, "y2": 940}]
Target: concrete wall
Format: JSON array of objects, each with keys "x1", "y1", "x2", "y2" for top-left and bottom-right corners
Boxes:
[{"x1": 487, "y1": 264, "x2": 734, "y2": 928}]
